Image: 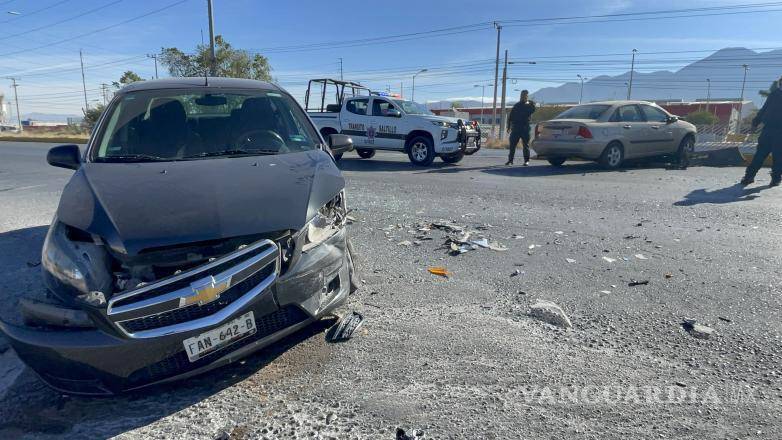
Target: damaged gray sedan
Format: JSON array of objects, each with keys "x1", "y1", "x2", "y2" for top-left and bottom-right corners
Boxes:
[{"x1": 0, "y1": 78, "x2": 357, "y2": 395}]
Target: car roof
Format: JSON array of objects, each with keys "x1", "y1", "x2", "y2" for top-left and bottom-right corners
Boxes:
[
  {"x1": 118, "y1": 77, "x2": 281, "y2": 94},
  {"x1": 581, "y1": 100, "x2": 659, "y2": 106}
]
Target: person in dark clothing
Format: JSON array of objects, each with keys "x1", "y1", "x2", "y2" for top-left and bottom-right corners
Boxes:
[
  {"x1": 506, "y1": 90, "x2": 536, "y2": 166},
  {"x1": 741, "y1": 76, "x2": 782, "y2": 187}
]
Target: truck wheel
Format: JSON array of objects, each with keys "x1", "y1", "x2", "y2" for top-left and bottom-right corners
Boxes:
[
  {"x1": 599, "y1": 142, "x2": 624, "y2": 169},
  {"x1": 356, "y1": 148, "x2": 375, "y2": 159},
  {"x1": 441, "y1": 151, "x2": 465, "y2": 164},
  {"x1": 407, "y1": 136, "x2": 435, "y2": 166}
]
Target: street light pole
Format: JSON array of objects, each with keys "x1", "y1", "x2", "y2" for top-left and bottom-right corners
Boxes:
[
  {"x1": 207, "y1": 0, "x2": 217, "y2": 76},
  {"x1": 737, "y1": 64, "x2": 749, "y2": 134},
  {"x1": 577, "y1": 74, "x2": 587, "y2": 104},
  {"x1": 491, "y1": 22, "x2": 501, "y2": 139},
  {"x1": 338, "y1": 57, "x2": 343, "y2": 81},
  {"x1": 705, "y1": 78, "x2": 711, "y2": 113},
  {"x1": 474, "y1": 84, "x2": 487, "y2": 125},
  {"x1": 627, "y1": 49, "x2": 637, "y2": 100},
  {"x1": 411, "y1": 68, "x2": 427, "y2": 102}
]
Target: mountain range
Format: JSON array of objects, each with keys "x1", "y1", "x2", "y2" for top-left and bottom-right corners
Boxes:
[{"x1": 530, "y1": 47, "x2": 779, "y2": 106}]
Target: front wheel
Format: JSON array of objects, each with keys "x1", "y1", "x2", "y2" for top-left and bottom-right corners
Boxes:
[
  {"x1": 441, "y1": 151, "x2": 465, "y2": 164},
  {"x1": 356, "y1": 148, "x2": 375, "y2": 159},
  {"x1": 547, "y1": 157, "x2": 566, "y2": 167},
  {"x1": 599, "y1": 142, "x2": 624, "y2": 169},
  {"x1": 677, "y1": 135, "x2": 694, "y2": 168},
  {"x1": 407, "y1": 136, "x2": 436, "y2": 166}
]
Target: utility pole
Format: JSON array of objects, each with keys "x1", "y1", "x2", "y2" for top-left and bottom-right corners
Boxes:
[
  {"x1": 705, "y1": 78, "x2": 711, "y2": 113},
  {"x1": 411, "y1": 68, "x2": 427, "y2": 102},
  {"x1": 400, "y1": 81, "x2": 403, "y2": 98},
  {"x1": 207, "y1": 0, "x2": 217, "y2": 76},
  {"x1": 737, "y1": 64, "x2": 749, "y2": 135},
  {"x1": 627, "y1": 49, "x2": 637, "y2": 100},
  {"x1": 100, "y1": 83, "x2": 109, "y2": 105},
  {"x1": 147, "y1": 54, "x2": 159, "y2": 79},
  {"x1": 9, "y1": 78, "x2": 22, "y2": 132},
  {"x1": 577, "y1": 74, "x2": 587, "y2": 104},
  {"x1": 474, "y1": 84, "x2": 489, "y2": 125},
  {"x1": 338, "y1": 58, "x2": 343, "y2": 81},
  {"x1": 499, "y1": 50, "x2": 508, "y2": 140},
  {"x1": 491, "y1": 22, "x2": 501, "y2": 138},
  {"x1": 79, "y1": 49, "x2": 89, "y2": 111}
]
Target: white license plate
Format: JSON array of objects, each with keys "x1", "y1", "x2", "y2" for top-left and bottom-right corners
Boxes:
[{"x1": 182, "y1": 312, "x2": 256, "y2": 362}]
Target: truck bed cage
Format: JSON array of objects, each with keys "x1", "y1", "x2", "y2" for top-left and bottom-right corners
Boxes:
[{"x1": 305, "y1": 79, "x2": 372, "y2": 112}]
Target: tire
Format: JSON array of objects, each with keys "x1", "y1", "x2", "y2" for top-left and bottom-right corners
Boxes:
[
  {"x1": 599, "y1": 142, "x2": 624, "y2": 169},
  {"x1": 407, "y1": 136, "x2": 436, "y2": 166},
  {"x1": 356, "y1": 148, "x2": 375, "y2": 159},
  {"x1": 441, "y1": 151, "x2": 465, "y2": 164},
  {"x1": 547, "y1": 157, "x2": 566, "y2": 167},
  {"x1": 676, "y1": 135, "x2": 694, "y2": 168}
]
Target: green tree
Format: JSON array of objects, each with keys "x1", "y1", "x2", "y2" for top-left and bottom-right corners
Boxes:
[
  {"x1": 685, "y1": 110, "x2": 719, "y2": 125},
  {"x1": 531, "y1": 105, "x2": 568, "y2": 123},
  {"x1": 160, "y1": 35, "x2": 272, "y2": 80},
  {"x1": 82, "y1": 103, "x2": 106, "y2": 132},
  {"x1": 450, "y1": 101, "x2": 462, "y2": 109},
  {"x1": 112, "y1": 71, "x2": 144, "y2": 89}
]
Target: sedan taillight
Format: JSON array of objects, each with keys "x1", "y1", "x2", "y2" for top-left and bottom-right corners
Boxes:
[{"x1": 577, "y1": 126, "x2": 593, "y2": 139}]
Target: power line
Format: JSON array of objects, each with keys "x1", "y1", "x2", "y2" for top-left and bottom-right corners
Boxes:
[
  {"x1": 0, "y1": 0, "x2": 190, "y2": 58},
  {"x1": 0, "y1": 0, "x2": 124, "y2": 43},
  {"x1": 0, "y1": 0, "x2": 73, "y2": 25}
]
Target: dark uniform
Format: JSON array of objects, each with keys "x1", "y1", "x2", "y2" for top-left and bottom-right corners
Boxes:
[
  {"x1": 507, "y1": 100, "x2": 536, "y2": 164},
  {"x1": 742, "y1": 85, "x2": 782, "y2": 186}
]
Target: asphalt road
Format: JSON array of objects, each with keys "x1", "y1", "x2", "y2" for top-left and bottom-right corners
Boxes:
[{"x1": 1, "y1": 142, "x2": 781, "y2": 439}]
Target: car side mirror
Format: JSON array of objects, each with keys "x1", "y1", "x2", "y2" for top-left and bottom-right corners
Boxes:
[
  {"x1": 47, "y1": 144, "x2": 81, "y2": 170},
  {"x1": 328, "y1": 134, "x2": 354, "y2": 155},
  {"x1": 667, "y1": 115, "x2": 679, "y2": 124},
  {"x1": 386, "y1": 109, "x2": 402, "y2": 118}
]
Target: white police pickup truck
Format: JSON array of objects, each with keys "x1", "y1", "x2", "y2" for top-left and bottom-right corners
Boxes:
[{"x1": 305, "y1": 79, "x2": 480, "y2": 166}]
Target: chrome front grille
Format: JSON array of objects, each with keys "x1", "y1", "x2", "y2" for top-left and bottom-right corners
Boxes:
[{"x1": 107, "y1": 239, "x2": 279, "y2": 338}]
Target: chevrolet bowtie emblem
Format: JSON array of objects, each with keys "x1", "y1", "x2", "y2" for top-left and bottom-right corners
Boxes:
[{"x1": 181, "y1": 275, "x2": 232, "y2": 307}]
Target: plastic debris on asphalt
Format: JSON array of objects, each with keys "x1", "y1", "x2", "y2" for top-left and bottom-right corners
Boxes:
[
  {"x1": 682, "y1": 319, "x2": 714, "y2": 339},
  {"x1": 566, "y1": 258, "x2": 576, "y2": 263},
  {"x1": 428, "y1": 267, "x2": 449, "y2": 277},
  {"x1": 634, "y1": 254, "x2": 649, "y2": 260},
  {"x1": 628, "y1": 279, "x2": 650, "y2": 286},
  {"x1": 602, "y1": 256, "x2": 617, "y2": 263},
  {"x1": 326, "y1": 311, "x2": 364, "y2": 343}
]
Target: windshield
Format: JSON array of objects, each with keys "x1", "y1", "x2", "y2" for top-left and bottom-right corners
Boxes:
[
  {"x1": 91, "y1": 89, "x2": 320, "y2": 162},
  {"x1": 392, "y1": 99, "x2": 433, "y2": 115},
  {"x1": 555, "y1": 104, "x2": 612, "y2": 120}
]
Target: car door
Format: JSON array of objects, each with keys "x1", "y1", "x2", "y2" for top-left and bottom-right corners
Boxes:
[
  {"x1": 639, "y1": 104, "x2": 677, "y2": 154},
  {"x1": 341, "y1": 98, "x2": 371, "y2": 147},
  {"x1": 610, "y1": 104, "x2": 655, "y2": 159},
  {"x1": 370, "y1": 98, "x2": 405, "y2": 150}
]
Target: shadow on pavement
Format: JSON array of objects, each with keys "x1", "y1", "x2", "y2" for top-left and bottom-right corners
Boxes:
[
  {"x1": 337, "y1": 156, "x2": 455, "y2": 172},
  {"x1": 0, "y1": 226, "x2": 337, "y2": 438},
  {"x1": 674, "y1": 184, "x2": 768, "y2": 206}
]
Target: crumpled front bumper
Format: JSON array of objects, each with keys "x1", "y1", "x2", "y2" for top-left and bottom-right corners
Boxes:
[{"x1": 0, "y1": 230, "x2": 351, "y2": 395}]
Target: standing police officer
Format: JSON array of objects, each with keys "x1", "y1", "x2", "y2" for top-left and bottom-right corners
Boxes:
[
  {"x1": 506, "y1": 90, "x2": 536, "y2": 166},
  {"x1": 741, "y1": 76, "x2": 782, "y2": 187}
]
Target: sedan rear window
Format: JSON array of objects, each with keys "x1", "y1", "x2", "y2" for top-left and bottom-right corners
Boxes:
[
  {"x1": 92, "y1": 89, "x2": 320, "y2": 162},
  {"x1": 555, "y1": 104, "x2": 612, "y2": 120}
]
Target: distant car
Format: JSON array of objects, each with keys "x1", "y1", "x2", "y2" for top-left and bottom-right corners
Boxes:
[{"x1": 532, "y1": 101, "x2": 696, "y2": 169}]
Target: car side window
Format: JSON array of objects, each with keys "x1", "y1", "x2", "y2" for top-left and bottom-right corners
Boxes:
[
  {"x1": 346, "y1": 99, "x2": 369, "y2": 115},
  {"x1": 372, "y1": 99, "x2": 397, "y2": 117},
  {"x1": 611, "y1": 105, "x2": 645, "y2": 123},
  {"x1": 640, "y1": 105, "x2": 669, "y2": 123}
]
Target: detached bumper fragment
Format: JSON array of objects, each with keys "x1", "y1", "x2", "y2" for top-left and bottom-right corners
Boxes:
[{"x1": 19, "y1": 298, "x2": 95, "y2": 328}]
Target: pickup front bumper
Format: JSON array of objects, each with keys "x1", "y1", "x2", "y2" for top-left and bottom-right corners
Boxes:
[
  {"x1": 436, "y1": 124, "x2": 481, "y2": 156},
  {"x1": 0, "y1": 231, "x2": 352, "y2": 395}
]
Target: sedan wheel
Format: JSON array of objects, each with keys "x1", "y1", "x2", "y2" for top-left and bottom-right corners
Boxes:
[{"x1": 600, "y1": 142, "x2": 624, "y2": 169}]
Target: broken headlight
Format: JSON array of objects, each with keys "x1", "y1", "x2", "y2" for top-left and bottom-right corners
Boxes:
[{"x1": 303, "y1": 191, "x2": 347, "y2": 252}]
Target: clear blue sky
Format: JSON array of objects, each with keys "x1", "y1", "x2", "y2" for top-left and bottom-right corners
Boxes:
[{"x1": 1, "y1": 0, "x2": 781, "y2": 116}]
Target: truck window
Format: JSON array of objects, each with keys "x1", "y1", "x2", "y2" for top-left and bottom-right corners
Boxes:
[
  {"x1": 372, "y1": 99, "x2": 397, "y2": 117},
  {"x1": 346, "y1": 99, "x2": 369, "y2": 115}
]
